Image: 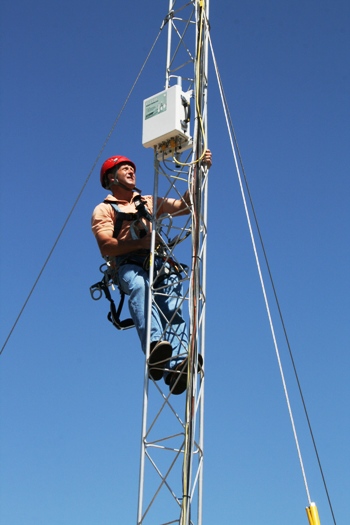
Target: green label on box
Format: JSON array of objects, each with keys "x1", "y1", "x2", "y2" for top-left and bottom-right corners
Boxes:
[{"x1": 144, "y1": 92, "x2": 167, "y2": 120}]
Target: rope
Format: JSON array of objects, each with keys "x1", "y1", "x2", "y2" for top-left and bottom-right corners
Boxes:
[
  {"x1": 209, "y1": 33, "x2": 337, "y2": 525},
  {"x1": 0, "y1": 29, "x2": 163, "y2": 356}
]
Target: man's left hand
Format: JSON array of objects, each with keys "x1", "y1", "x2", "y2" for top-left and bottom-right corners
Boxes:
[{"x1": 203, "y1": 149, "x2": 212, "y2": 168}]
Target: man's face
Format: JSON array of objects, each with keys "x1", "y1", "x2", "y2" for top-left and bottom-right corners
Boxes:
[{"x1": 112, "y1": 162, "x2": 136, "y2": 189}]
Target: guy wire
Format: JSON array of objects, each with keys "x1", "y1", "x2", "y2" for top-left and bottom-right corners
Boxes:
[
  {"x1": 209, "y1": 32, "x2": 337, "y2": 525},
  {"x1": 0, "y1": 29, "x2": 163, "y2": 356}
]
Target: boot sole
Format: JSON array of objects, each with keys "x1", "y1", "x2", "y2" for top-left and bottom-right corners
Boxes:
[{"x1": 148, "y1": 342, "x2": 172, "y2": 381}]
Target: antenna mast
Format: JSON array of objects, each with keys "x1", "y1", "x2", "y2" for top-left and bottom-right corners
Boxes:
[{"x1": 137, "y1": 1, "x2": 210, "y2": 524}]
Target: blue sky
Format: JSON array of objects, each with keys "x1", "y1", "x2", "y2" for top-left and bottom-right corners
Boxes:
[{"x1": 1, "y1": 1, "x2": 349, "y2": 524}]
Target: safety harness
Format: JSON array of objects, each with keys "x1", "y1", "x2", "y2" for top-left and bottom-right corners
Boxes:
[
  {"x1": 89, "y1": 195, "x2": 152, "y2": 330},
  {"x1": 90, "y1": 196, "x2": 186, "y2": 331},
  {"x1": 109, "y1": 194, "x2": 153, "y2": 240}
]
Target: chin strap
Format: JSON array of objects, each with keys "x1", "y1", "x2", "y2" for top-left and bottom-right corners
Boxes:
[{"x1": 109, "y1": 175, "x2": 141, "y2": 194}]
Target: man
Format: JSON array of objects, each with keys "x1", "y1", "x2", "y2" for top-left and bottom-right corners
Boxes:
[{"x1": 91, "y1": 151, "x2": 212, "y2": 394}]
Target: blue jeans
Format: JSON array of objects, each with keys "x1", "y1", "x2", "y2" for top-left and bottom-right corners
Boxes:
[{"x1": 116, "y1": 256, "x2": 188, "y2": 369}]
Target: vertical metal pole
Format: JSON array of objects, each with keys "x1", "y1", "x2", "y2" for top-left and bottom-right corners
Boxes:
[
  {"x1": 180, "y1": 2, "x2": 209, "y2": 524},
  {"x1": 198, "y1": 5, "x2": 209, "y2": 520},
  {"x1": 165, "y1": 0, "x2": 174, "y2": 89},
  {"x1": 136, "y1": 151, "x2": 159, "y2": 525}
]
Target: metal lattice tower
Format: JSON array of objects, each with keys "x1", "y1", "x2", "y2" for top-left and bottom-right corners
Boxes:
[{"x1": 137, "y1": 1, "x2": 210, "y2": 524}]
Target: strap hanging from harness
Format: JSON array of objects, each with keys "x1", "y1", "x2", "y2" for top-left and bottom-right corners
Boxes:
[{"x1": 90, "y1": 264, "x2": 135, "y2": 330}]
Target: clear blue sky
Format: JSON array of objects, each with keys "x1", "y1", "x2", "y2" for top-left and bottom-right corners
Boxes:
[{"x1": 1, "y1": 1, "x2": 349, "y2": 524}]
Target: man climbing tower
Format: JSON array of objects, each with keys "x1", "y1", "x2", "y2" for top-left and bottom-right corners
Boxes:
[{"x1": 91, "y1": 151, "x2": 212, "y2": 394}]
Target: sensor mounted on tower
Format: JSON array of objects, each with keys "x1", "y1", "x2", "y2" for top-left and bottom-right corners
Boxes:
[{"x1": 142, "y1": 84, "x2": 192, "y2": 159}]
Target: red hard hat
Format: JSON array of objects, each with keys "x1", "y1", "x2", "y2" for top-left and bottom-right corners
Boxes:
[{"x1": 100, "y1": 155, "x2": 136, "y2": 188}]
